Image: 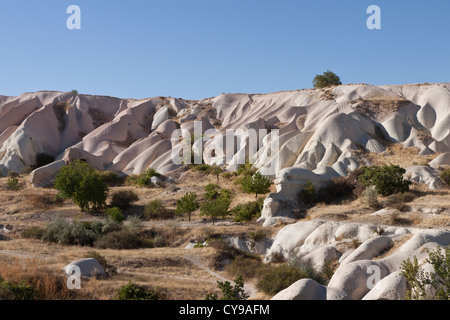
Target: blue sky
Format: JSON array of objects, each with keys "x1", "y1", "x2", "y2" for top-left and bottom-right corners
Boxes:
[{"x1": 0, "y1": 0, "x2": 449, "y2": 100}]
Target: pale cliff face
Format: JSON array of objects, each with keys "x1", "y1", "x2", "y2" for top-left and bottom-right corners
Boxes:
[{"x1": 1, "y1": 83, "x2": 449, "y2": 182}]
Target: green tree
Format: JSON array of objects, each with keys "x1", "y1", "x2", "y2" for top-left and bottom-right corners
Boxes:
[
  {"x1": 175, "y1": 192, "x2": 199, "y2": 222},
  {"x1": 239, "y1": 172, "x2": 271, "y2": 199},
  {"x1": 358, "y1": 165, "x2": 411, "y2": 196},
  {"x1": 200, "y1": 195, "x2": 231, "y2": 225},
  {"x1": 312, "y1": 70, "x2": 342, "y2": 88},
  {"x1": 54, "y1": 160, "x2": 108, "y2": 213}
]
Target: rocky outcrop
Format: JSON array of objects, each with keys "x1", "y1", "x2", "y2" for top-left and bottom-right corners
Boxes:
[{"x1": 264, "y1": 220, "x2": 450, "y2": 300}]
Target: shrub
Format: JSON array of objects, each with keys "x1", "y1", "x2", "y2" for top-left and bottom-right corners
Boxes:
[
  {"x1": 21, "y1": 226, "x2": 45, "y2": 239},
  {"x1": 6, "y1": 176, "x2": 21, "y2": 191},
  {"x1": 358, "y1": 164, "x2": 411, "y2": 196},
  {"x1": 232, "y1": 198, "x2": 264, "y2": 222},
  {"x1": 7, "y1": 171, "x2": 19, "y2": 178},
  {"x1": 114, "y1": 282, "x2": 160, "y2": 300},
  {"x1": 54, "y1": 160, "x2": 108, "y2": 213},
  {"x1": 239, "y1": 172, "x2": 271, "y2": 199},
  {"x1": 94, "y1": 229, "x2": 146, "y2": 249},
  {"x1": 317, "y1": 177, "x2": 356, "y2": 204},
  {"x1": 205, "y1": 275, "x2": 249, "y2": 300},
  {"x1": 27, "y1": 193, "x2": 64, "y2": 210},
  {"x1": 440, "y1": 168, "x2": 450, "y2": 186},
  {"x1": 312, "y1": 70, "x2": 342, "y2": 88},
  {"x1": 224, "y1": 255, "x2": 271, "y2": 280},
  {"x1": 298, "y1": 180, "x2": 316, "y2": 205},
  {"x1": 400, "y1": 245, "x2": 449, "y2": 300},
  {"x1": 200, "y1": 196, "x2": 231, "y2": 225},
  {"x1": 0, "y1": 278, "x2": 36, "y2": 300},
  {"x1": 35, "y1": 153, "x2": 55, "y2": 169},
  {"x1": 97, "y1": 170, "x2": 123, "y2": 186},
  {"x1": 105, "y1": 207, "x2": 126, "y2": 224},
  {"x1": 135, "y1": 168, "x2": 161, "y2": 187},
  {"x1": 41, "y1": 217, "x2": 103, "y2": 246},
  {"x1": 236, "y1": 162, "x2": 256, "y2": 177},
  {"x1": 256, "y1": 264, "x2": 325, "y2": 296},
  {"x1": 143, "y1": 200, "x2": 175, "y2": 220},
  {"x1": 361, "y1": 186, "x2": 379, "y2": 209},
  {"x1": 110, "y1": 189, "x2": 139, "y2": 210},
  {"x1": 175, "y1": 192, "x2": 199, "y2": 222},
  {"x1": 204, "y1": 184, "x2": 232, "y2": 201}
]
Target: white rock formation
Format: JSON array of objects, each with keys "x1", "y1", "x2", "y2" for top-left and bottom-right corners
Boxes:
[{"x1": 62, "y1": 258, "x2": 105, "y2": 278}]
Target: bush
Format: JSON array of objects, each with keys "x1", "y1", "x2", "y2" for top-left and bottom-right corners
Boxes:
[
  {"x1": 358, "y1": 165, "x2": 411, "y2": 196},
  {"x1": 224, "y1": 255, "x2": 271, "y2": 280},
  {"x1": 54, "y1": 160, "x2": 108, "y2": 213},
  {"x1": 105, "y1": 207, "x2": 126, "y2": 224},
  {"x1": 256, "y1": 264, "x2": 325, "y2": 296},
  {"x1": 110, "y1": 189, "x2": 139, "y2": 210},
  {"x1": 316, "y1": 177, "x2": 356, "y2": 204},
  {"x1": 41, "y1": 217, "x2": 105, "y2": 246},
  {"x1": 97, "y1": 170, "x2": 123, "y2": 186},
  {"x1": 143, "y1": 200, "x2": 175, "y2": 220},
  {"x1": 239, "y1": 172, "x2": 271, "y2": 199},
  {"x1": 35, "y1": 153, "x2": 55, "y2": 169},
  {"x1": 204, "y1": 184, "x2": 232, "y2": 201},
  {"x1": 94, "y1": 229, "x2": 147, "y2": 249},
  {"x1": 231, "y1": 198, "x2": 264, "y2": 222},
  {"x1": 0, "y1": 278, "x2": 36, "y2": 300},
  {"x1": 114, "y1": 282, "x2": 160, "y2": 300},
  {"x1": 175, "y1": 192, "x2": 199, "y2": 222},
  {"x1": 440, "y1": 168, "x2": 450, "y2": 186},
  {"x1": 361, "y1": 187, "x2": 379, "y2": 209},
  {"x1": 27, "y1": 193, "x2": 64, "y2": 210},
  {"x1": 133, "y1": 168, "x2": 161, "y2": 187},
  {"x1": 400, "y1": 245, "x2": 449, "y2": 300},
  {"x1": 6, "y1": 176, "x2": 20, "y2": 191},
  {"x1": 21, "y1": 226, "x2": 45, "y2": 240},
  {"x1": 312, "y1": 70, "x2": 342, "y2": 88},
  {"x1": 206, "y1": 275, "x2": 249, "y2": 300},
  {"x1": 298, "y1": 180, "x2": 316, "y2": 205}
]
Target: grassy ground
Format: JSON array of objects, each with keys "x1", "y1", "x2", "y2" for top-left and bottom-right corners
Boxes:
[{"x1": 0, "y1": 159, "x2": 449, "y2": 300}]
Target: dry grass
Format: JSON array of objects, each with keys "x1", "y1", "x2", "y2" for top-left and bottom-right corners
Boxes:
[
  {"x1": 365, "y1": 144, "x2": 440, "y2": 168},
  {"x1": 1, "y1": 165, "x2": 449, "y2": 300}
]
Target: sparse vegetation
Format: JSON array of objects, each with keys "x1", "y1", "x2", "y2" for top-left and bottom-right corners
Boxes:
[
  {"x1": 143, "y1": 199, "x2": 175, "y2": 220},
  {"x1": 400, "y1": 245, "x2": 449, "y2": 300},
  {"x1": 110, "y1": 189, "x2": 139, "y2": 210},
  {"x1": 440, "y1": 168, "x2": 450, "y2": 187},
  {"x1": 126, "y1": 168, "x2": 161, "y2": 188},
  {"x1": 205, "y1": 275, "x2": 248, "y2": 300},
  {"x1": 298, "y1": 180, "x2": 316, "y2": 205}
]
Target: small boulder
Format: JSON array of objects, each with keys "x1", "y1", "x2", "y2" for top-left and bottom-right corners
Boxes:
[{"x1": 62, "y1": 258, "x2": 105, "y2": 278}]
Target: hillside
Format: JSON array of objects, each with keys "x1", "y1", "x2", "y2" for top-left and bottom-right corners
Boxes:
[{"x1": 1, "y1": 83, "x2": 450, "y2": 301}]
